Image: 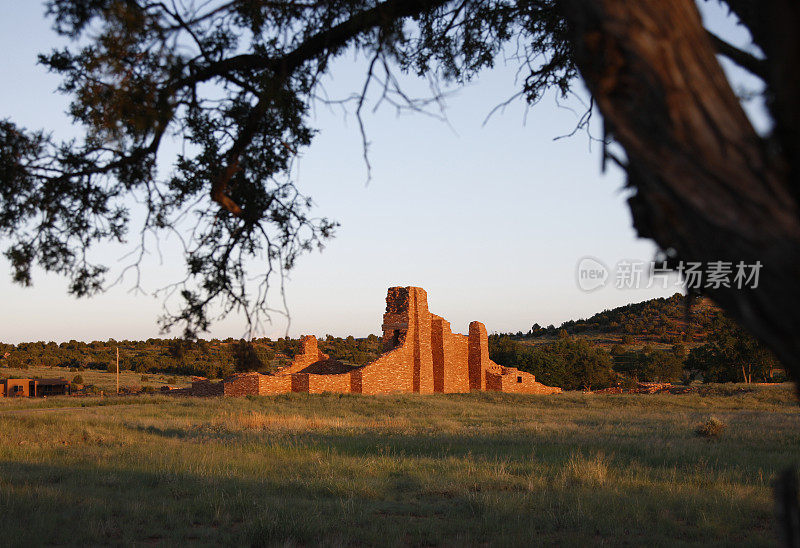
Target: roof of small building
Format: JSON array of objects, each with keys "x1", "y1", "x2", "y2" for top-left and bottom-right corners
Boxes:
[
  {"x1": 1, "y1": 378, "x2": 69, "y2": 384},
  {"x1": 33, "y1": 378, "x2": 70, "y2": 385}
]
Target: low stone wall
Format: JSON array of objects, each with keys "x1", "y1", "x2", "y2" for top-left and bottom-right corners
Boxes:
[
  {"x1": 277, "y1": 335, "x2": 330, "y2": 376},
  {"x1": 259, "y1": 374, "x2": 292, "y2": 395},
  {"x1": 487, "y1": 368, "x2": 562, "y2": 394},
  {"x1": 191, "y1": 379, "x2": 223, "y2": 396},
  {"x1": 222, "y1": 373, "x2": 261, "y2": 396},
  {"x1": 304, "y1": 372, "x2": 353, "y2": 394}
]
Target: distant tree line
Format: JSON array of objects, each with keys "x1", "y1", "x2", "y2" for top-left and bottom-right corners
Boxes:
[{"x1": 0, "y1": 334, "x2": 382, "y2": 380}]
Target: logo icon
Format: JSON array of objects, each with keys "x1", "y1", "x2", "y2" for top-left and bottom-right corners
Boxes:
[{"x1": 576, "y1": 257, "x2": 609, "y2": 292}]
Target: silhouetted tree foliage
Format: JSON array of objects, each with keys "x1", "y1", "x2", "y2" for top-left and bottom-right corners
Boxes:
[
  {"x1": 231, "y1": 339, "x2": 266, "y2": 372},
  {"x1": 319, "y1": 334, "x2": 382, "y2": 366},
  {"x1": 686, "y1": 312, "x2": 781, "y2": 383},
  {"x1": 489, "y1": 334, "x2": 614, "y2": 390},
  {"x1": 611, "y1": 347, "x2": 684, "y2": 383},
  {"x1": 0, "y1": 0, "x2": 576, "y2": 338}
]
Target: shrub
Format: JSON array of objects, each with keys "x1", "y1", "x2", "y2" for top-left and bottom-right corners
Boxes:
[
  {"x1": 561, "y1": 452, "x2": 609, "y2": 486},
  {"x1": 695, "y1": 417, "x2": 727, "y2": 438},
  {"x1": 72, "y1": 374, "x2": 84, "y2": 384},
  {"x1": 140, "y1": 375, "x2": 150, "y2": 382}
]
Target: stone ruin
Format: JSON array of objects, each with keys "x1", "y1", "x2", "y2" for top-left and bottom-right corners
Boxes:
[{"x1": 190, "y1": 286, "x2": 561, "y2": 396}]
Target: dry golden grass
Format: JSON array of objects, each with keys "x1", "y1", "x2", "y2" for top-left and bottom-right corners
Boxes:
[{"x1": 219, "y1": 410, "x2": 412, "y2": 432}]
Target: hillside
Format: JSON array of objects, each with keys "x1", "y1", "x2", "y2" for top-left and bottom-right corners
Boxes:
[
  {"x1": 521, "y1": 293, "x2": 720, "y2": 347},
  {"x1": 489, "y1": 294, "x2": 785, "y2": 387}
]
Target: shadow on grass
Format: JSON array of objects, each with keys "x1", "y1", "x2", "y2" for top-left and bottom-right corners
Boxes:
[
  {"x1": 0, "y1": 455, "x2": 777, "y2": 546},
  {"x1": 0, "y1": 460, "x2": 485, "y2": 546},
  {"x1": 128, "y1": 420, "x2": 799, "y2": 483}
]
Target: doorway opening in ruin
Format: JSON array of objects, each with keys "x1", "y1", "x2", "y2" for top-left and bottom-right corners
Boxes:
[{"x1": 392, "y1": 329, "x2": 401, "y2": 348}]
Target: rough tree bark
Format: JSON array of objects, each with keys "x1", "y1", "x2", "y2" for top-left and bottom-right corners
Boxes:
[{"x1": 560, "y1": 0, "x2": 800, "y2": 386}]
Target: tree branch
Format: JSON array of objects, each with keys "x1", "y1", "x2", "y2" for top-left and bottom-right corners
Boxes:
[
  {"x1": 208, "y1": 0, "x2": 451, "y2": 215},
  {"x1": 707, "y1": 30, "x2": 766, "y2": 80}
]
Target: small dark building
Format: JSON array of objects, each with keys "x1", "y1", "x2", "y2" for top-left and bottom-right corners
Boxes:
[{"x1": 0, "y1": 378, "x2": 71, "y2": 397}]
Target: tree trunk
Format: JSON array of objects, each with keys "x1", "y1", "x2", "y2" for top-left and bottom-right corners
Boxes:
[{"x1": 560, "y1": 0, "x2": 800, "y2": 389}]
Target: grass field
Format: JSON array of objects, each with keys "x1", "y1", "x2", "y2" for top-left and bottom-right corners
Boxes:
[{"x1": 0, "y1": 385, "x2": 798, "y2": 545}]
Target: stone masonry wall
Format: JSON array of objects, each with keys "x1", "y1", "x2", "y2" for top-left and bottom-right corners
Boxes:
[
  {"x1": 382, "y1": 287, "x2": 409, "y2": 352},
  {"x1": 487, "y1": 367, "x2": 562, "y2": 395},
  {"x1": 304, "y1": 372, "x2": 353, "y2": 394},
  {"x1": 191, "y1": 379, "x2": 224, "y2": 396},
  {"x1": 410, "y1": 288, "x2": 434, "y2": 394},
  {"x1": 279, "y1": 335, "x2": 330, "y2": 376},
  {"x1": 259, "y1": 374, "x2": 292, "y2": 395},
  {"x1": 289, "y1": 373, "x2": 307, "y2": 392},
  {"x1": 468, "y1": 321, "x2": 501, "y2": 391},
  {"x1": 353, "y1": 346, "x2": 413, "y2": 395},
  {"x1": 223, "y1": 373, "x2": 261, "y2": 396},
  {"x1": 431, "y1": 315, "x2": 470, "y2": 393}
]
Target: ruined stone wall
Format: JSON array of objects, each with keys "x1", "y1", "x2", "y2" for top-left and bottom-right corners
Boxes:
[
  {"x1": 487, "y1": 368, "x2": 562, "y2": 395},
  {"x1": 410, "y1": 288, "x2": 434, "y2": 394},
  {"x1": 291, "y1": 373, "x2": 309, "y2": 393},
  {"x1": 382, "y1": 287, "x2": 409, "y2": 352},
  {"x1": 259, "y1": 374, "x2": 292, "y2": 395},
  {"x1": 431, "y1": 315, "x2": 470, "y2": 393},
  {"x1": 485, "y1": 371, "x2": 502, "y2": 392},
  {"x1": 303, "y1": 372, "x2": 353, "y2": 394},
  {"x1": 188, "y1": 286, "x2": 561, "y2": 398},
  {"x1": 223, "y1": 373, "x2": 261, "y2": 396},
  {"x1": 191, "y1": 379, "x2": 223, "y2": 396},
  {"x1": 431, "y1": 316, "x2": 445, "y2": 392},
  {"x1": 277, "y1": 335, "x2": 329, "y2": 376},
  {"x1": 354, "y1": 286, "x2": 422, "y2": 395},
  {"x1": 352, "y1": 346, "x2": 413, "y2": 394},
  {"x1": 468, "y1": 321, "x2": 499, "y2": 390},
  {"x1": 443, "y1": 332, "x2": 470, "y2": 392}
]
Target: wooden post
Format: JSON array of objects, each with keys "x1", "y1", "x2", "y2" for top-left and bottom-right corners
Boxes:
[{"x1": 116, "y1": 346, "x2": 119, "y2": 395}]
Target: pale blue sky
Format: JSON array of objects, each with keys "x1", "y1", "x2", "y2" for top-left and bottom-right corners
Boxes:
[{"x1": 0, "y1": 1, "x2": 763, "y2": 343}]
